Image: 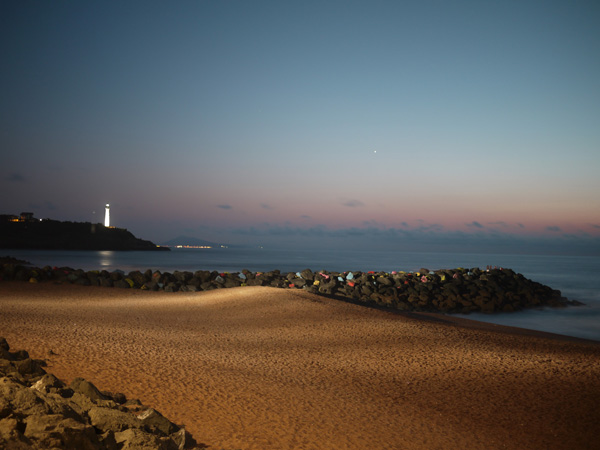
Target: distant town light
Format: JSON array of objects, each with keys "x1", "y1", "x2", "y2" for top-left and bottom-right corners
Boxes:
[
  {"x1": 173, "y1": 244, "x2": 212, "y2": 249},
  {"x1": 104, "y1": 204, "x2": 110, "y2": 227}
]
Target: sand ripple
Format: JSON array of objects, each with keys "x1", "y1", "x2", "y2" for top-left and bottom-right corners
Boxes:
[{"x1": 1, "y1": 282, "x2": 599, "y2": 449}]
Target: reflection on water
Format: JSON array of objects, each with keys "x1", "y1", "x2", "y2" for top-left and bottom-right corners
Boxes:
[
  {"x1": 466, "y1": 302, "x2": 600, "y2": 342},
  {"x1": 98, "y1": 251, "x2": 115, "y2": 268}
]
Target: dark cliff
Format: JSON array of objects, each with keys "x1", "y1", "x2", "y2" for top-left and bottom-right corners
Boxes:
[{"x1": 0, "y1": 219, "x2": 168, "y2": 251}]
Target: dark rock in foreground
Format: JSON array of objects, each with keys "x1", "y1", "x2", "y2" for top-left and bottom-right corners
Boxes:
[
  {"x1": 0, "y1": 338, "x2": 202, "y2": 449},
  {"x1": 0, "y1": 260, "x2": 582, "y2": 314}
]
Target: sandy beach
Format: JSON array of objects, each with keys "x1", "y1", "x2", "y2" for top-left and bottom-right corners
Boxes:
[{"x1": 1, "y1": 281, "x2": 599, "y2": 450}]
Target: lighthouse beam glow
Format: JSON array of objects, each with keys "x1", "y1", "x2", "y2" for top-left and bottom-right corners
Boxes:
[{"x1": 104, "y1": 204, "x2": 110, "y2": 227}]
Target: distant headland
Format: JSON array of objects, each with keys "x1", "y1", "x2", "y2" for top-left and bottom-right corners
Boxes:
[{"x1": 0, "y1": 212, "x2": 168, "y2": 251}]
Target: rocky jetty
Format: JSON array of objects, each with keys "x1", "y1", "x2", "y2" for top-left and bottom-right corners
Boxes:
[
  {"x1": 0, "y1": 259, "x2": 581, "y2": 314},
  {"x1": 0, "y1": 338, "x2": 201, "y2": 449},
  {"x1": 0, "y1": 219, "x2": 168, "y2": 251}
]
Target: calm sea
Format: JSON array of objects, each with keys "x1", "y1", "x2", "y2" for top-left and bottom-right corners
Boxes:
[{"x1": 4, "y1": 248, "x2": 600, "y2": 342}]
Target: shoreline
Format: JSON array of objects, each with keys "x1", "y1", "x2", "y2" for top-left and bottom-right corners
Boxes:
[
  {"x1": 2, "y1": 281, "x2": 599, "y2": 449},
  {"x1": 1, "y1": 259, "x2": 579, "y2": 314}
]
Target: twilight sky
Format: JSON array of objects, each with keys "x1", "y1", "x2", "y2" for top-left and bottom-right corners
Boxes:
[{"x1": 2, "y1": 0, "x2": 599, "y2": 254}]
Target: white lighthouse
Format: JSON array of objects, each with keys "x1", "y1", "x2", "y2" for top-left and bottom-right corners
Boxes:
[{"x1": 104, "y1": 203, "x2": 110, "y2": 227}]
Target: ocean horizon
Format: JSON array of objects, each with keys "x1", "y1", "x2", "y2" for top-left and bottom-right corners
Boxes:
[{"x1": 4, "y1": 247, "x2": 600, "y2": 342}]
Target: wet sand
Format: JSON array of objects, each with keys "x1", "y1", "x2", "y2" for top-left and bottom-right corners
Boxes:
[{"x1": 1, "y1": 281, "x2": 599, "y2": 450}]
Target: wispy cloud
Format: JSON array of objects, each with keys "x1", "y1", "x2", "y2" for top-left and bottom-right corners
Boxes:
[
  {"x1": 362, "y1": 220, "x2": 385, "y2": 227},
  {"x1": 341, "y1": 199, "x2": 364, "y2": 208},
  {"x1": 217, "y1": 204, "x2": 232, "y2": 210},
  {"x1": 195, "y1": 221, "x2": 600, "y2": 256},
  {"x1": 260, "y1": 203, "x2": 274, "y2": 210},
  {"x1": 546, "y1": 226, "x2": 561, "y2": 232},
  {"x1": 7, "y1": 172, "x2": 25, "y2": 182},
  {"x1": 300, "y1": 215, "x2": 311, "y2": 219},
  {"x1": 415, "y1": 223, "x2": 444, "y2": 232},
  {"x1": 591, "y1": 224, "x2": 600, "y2": 229},
  {"x1": 488, "y1": 221, "x2": 508, "y2": 228},
  {"x1": 467, "y1": 221, "x2": 484, "y2": 229},
  {"x1": 226, "y1": 223, "x2": 600, "y2": 255}
]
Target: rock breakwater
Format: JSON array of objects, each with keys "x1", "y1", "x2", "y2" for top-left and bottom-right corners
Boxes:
[
  {"x1": 0, "y1": 259, "x2": 581, "y2": 314},
  {"x1": 0, "y1": 338, "x2": 201, "y2": 449}
]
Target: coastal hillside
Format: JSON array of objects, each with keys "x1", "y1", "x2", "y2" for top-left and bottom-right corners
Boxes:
[{"x1": 0, "y1": 219, "x2": 167, "y2": 251}]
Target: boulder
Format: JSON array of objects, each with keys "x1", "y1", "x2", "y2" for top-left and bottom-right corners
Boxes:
[
  {"x1": 101, "y1": 391, "x2": 127, "y2": 405},
  {"x1": 86, "y1": 272, "x2": 100, "y2": 286},
  {"x1": 164, "y1": 283, "x2": 180, "y2": 292},
  {"x1": 200, "y1": 282, "x2": 215, "y2": 291},
  {"x1": 31, "y1": 374, "x2": 65, "y2": 394},
  {"x1": 99, "y1": 430, "x2": 119, "y2": 450},
  {"x1": 193, "y1": 271, "x2": 211, "y2": 283},
  {"x1": 181, "y1": 285, "x2": 199, "y2": 292},
  {"x1": 128, "y1": 271, "x2": 147, "y2": 287},
  {"x1": 0, "y1": 416, "x2": 30, "y2": 448},
  {"x1": 69, "y1": 378, "x2": 108, "y2": 401},
  {"x1": 113, "y1": 279, "x2": 130, "y2": 289},
  {"x1": 110, "y1": 270, "x2": 125, "y2": 281},
  {"x1": 290, "y1": 278, "x2": 306, "y2": 288},
  {"x1": 1, "y1": 378, "x2": 49, "y2": 417},
  {"x1": 300, "y1": 269, "x2": 314, "y2": 281},
  {"x1": 137, "y1": 408, "x2": 179, "y2": 435},
  {"x1": 0, "y1": 348, "x2": 10, "y2": 362},
  {"x1": 10, "y1": 350, "x2": 30, "y2": 361},
  {"x1": 171, "y1": 428, "x2": 198, "y2": 450},
  {"x1": 142, "y1": 281, "x2": 159, "y2": 291},
  {"x1": 73, "y1": 277, "x2": 92, "y2": 286},
  {"x1": 24, "y1": 414, "x2": 100, "y2": 450},
  {"x1": 99, "y1": 277, "x2": 113, "y2": 288},
  {"x1": 88, "y1": 406, "x2": 143, "y2": 433},
  {"x1": 223, "y1": 277, "x2": 240, "y2": 289},
  {"x1": 113, "y1": 427, "x2": 175, "y2": 450},
  {"x1": 376, "y1": 276, "x2": 393, "y2": 286},
  {"x1": 64, "y1": 392, "x2": 100, "y2": 416},
  {"x1": 14, "y1": 358, "x2": 46, "y2": 378},
  {"x1": 173, "y1": 271, "x2": 191, "y2": 283}
]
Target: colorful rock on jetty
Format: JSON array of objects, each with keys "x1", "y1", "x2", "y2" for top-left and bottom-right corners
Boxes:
[{"x1": 0, "y1": 258, "x2": 581, "y2": 314}]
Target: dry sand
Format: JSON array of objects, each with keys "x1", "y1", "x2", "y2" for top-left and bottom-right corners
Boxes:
[{"x1": 1, "y1": 281, "x2": 599, "y2": 450}]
